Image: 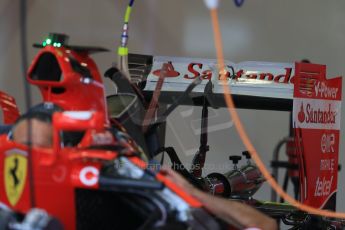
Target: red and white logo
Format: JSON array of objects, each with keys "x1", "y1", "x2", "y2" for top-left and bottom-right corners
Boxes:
[
  {"x1": 298, "y1": 103, "x2": 306, "y2": 123},
  {"x1": 152, "y1": 61, "x2": 180, "y2": 78},
  {"x1": 149, "y1": 57, "x2": 295, "y2": 83},
  {"x1": 79, "y1": 166, "x2": 99, "y2": 186},
  {"x1": 293, "y1": 99, "x2": 340, "y2": 130}
]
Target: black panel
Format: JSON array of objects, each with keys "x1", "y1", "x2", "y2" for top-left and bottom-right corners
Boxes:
[
  {"x1": 30, "y1": 52, "x2": 62, "y2": 82},
  {"x1": 75, "y1": 189, "x2": 148, "y2": 230}
]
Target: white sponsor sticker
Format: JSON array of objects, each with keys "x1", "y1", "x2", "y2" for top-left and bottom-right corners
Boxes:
[
  {"x1": 293, "y1": 98, "x2": 341, "y2": 130},
  {"x1": 79, "y1": 166, "x2": 99, "y2": 186},
  {"x1": 145, "y1": 56, "x2": 294, "y2": 99}
]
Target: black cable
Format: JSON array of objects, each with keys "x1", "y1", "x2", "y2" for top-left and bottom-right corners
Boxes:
[
  {"x1": 280, "y1": 170, "x2": 289, "y2": 203},
  {"x1": 19, "y1": 0, "x2": 35, "y2": 207},
  {"x1": 159, "y1": 149, "x2": 165, "y2": 165},
  {"x1": 156, "y1": 147, "x2": 204, "y2": 190},
  {"x1": 190, "y1": 81, "x2": 212, "y2": 178}
]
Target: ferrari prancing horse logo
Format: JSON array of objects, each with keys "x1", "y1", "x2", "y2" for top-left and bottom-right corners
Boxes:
[{"x1": 4, "y1": 150, "x2": 27, "y2": 206}]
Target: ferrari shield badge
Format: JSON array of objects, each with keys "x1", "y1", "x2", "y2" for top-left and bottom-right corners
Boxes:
[{"x1": 4, "y1": 149, "x2": 27, "y2": 206}]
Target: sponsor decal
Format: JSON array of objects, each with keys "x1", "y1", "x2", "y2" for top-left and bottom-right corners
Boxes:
[
  {"x1": 298, "y1": 103, "x2": 306, "y2": 123},
  {"x1": 293, "y1": 99, "x2": 341, "y2": 130},
  {"x1": 320, "y1": 133, "x2": 335, "y2": 154},
  {"x1": 314, "y1": 176, "x2": 333, "y2": 197},
  {"x1": 4, "y1": 149, "x2": 27, "y2": 206},
  {"x1": 314, "y1": 81, "x2": 339, "y2": 99},
  {"x1": 298, "y1": 103, "x2": 336, "y2": 125},
  {"x1": 152, "y1": 61, "x2": 180, "y2": 78},
  {"x1": 150, "y1": 60, "x2": 295, "y2": 84},
  {"x1": 79, "y1": 166, "x2": 99, "y2": 186},
  {"x1": 297, "y1": 80, "x2": 340, "y2": 99},
  {"x1": 319, "y1": 158, "x2": 335, "y2": 171},
  {"x1": 293, "y1": 62, "x2": 342, "y2": 209}
]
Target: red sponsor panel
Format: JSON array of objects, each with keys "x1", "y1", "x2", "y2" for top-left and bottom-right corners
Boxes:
[
  {"x1": 294, "y1": 63, "x2": 342, "y2": 100},
  {"x1": 293, "y1": 62, "x2": 342, "y2": 209},
  {"x1": 295, "y1": 129, "x2": 339, "y2": 207}
]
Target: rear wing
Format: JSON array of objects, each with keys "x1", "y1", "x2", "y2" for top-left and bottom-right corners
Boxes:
[
  {"x1": 130, "y1": 54, "x2": 294, "y2": 111},
  {"x1": 130, "y1": 54, "x2": 343, "y2": 209}
]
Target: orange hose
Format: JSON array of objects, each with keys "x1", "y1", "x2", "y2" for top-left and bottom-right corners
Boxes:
[{"x1": 209, "y1": 8, "x2": 345, "y2": 218}]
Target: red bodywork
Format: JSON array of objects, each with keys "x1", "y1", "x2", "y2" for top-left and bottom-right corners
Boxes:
[
  {"x1": 0, "y1": 120, "x2": 201, "y2": 229},
  {"x1": 27, "y1": 45, "x2": 108, "y2": 122},
  {"x1": 0, "y1": 44, "x2": 203, "y2": 229},
  {"x1": 0, "y1": 91, "x2": 20, "y2": 124}
]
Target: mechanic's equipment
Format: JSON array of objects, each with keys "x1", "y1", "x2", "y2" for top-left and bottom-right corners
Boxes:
[
  {"x1": 190, "y1": 81, "x2": 215, "y2": 178},
  {"x1": 203, "y1": 152, "x2": 264, "y2": 199},
  {"x1": 160, "y1": 147, "x2": 265, "y2": 199},
  {"x1": 236, "y1": 151, "x2": 265, "y2": 198},
  {"x1": 204, "y1": 172, "x2": 231, "y2": 197},
  {"x1": 270, "y1": 137, "x2": 297, "y2": 202},
  {"x1": 229, "y1": 155, "x2": 242, "y2": 169}
]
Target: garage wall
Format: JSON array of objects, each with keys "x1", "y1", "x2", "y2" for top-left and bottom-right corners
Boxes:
[{"x1": 1, "y1": 0, "x2": 345, "y2": 210}]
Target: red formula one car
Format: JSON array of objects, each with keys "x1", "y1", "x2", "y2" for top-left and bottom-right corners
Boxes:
[{"x1": 0, "y1": 34, "x2": 224, "y2": 230}]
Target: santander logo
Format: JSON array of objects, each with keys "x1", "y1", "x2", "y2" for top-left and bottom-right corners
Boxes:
[
  {"x1": 152, "y1": 62, "x2": 180, "y2": 78},
  {"x1": 298, "y1": 103, "x2": 336, "y2": 125},
  {"x1": 151, "y1": 61, "x2": 295, "y2": 83},
  {"x1": 298, "y1": 103, "x2": 306, "y2": 123}
]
